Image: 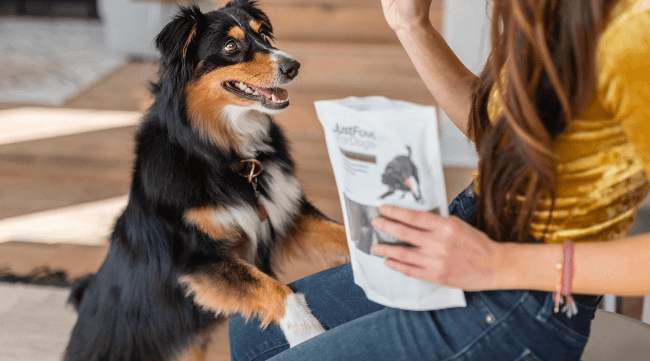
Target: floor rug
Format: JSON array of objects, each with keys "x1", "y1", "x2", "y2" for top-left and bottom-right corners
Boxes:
[
  {"x1": 0, "y1": 283, "x2": 77, "y2": 361},
  {"x1": 0, "y1": 17, "x2": 125, "y2": 105}
]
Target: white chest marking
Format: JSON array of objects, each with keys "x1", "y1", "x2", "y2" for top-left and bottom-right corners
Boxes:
[
  {"x1": 221, "y1": 106, "x2": 273, "y2": 157},
  {"x1": 209, "y1": 204, "x2": 261, "y2": 247},
  {"x1": 259, "y1": 163, "x2": 303, "y2": 236},
  {"x1": 206, "y1": 163, "x2": 301, "y2": 255}
]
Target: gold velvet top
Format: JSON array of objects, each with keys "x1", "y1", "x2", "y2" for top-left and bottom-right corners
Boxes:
[{"x1": 475, "y1": 0, "x2": 650, "y2": 243}]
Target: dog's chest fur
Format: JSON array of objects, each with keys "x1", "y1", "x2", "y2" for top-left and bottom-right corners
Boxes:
[
  {"x1": 206, "y1": 108, "x2": 303, "y2": 260},
  {"x1": 215, "y1": 164, "x2": 301, "y2": 248}
]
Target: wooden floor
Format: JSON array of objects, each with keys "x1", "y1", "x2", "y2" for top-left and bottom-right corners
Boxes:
[{"x1": 0, "y1": 0, "x2": 643, "y2": 359}]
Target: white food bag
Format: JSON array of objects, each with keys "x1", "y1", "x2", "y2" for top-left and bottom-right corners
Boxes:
[{"x1": 315, "y1": 96, "x2": 467, "y2": 310}]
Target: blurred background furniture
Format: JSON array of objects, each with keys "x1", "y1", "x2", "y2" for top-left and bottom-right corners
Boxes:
[
  {"x1": 2, "y1": 0, "x2": 98, "y2": 18},
  {"x1": 581, "y1": 309, "x2": 650, "y2": 361},
  {"x1": 602, "y1": 293, "x2": 650, "y2": 324}
]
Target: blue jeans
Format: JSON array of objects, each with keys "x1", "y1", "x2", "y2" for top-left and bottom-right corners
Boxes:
[{"x1": 229, "y1": 183, "x2": 601, "y2": 361}]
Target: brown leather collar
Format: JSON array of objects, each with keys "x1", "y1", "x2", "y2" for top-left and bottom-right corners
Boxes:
[
  {"x1": 232, "y1": 159, "x2": 264, "y2": 183},
  {"x1": 232, "y1": 159, "x2": 264, "y2": 200},
  {"x1": 232, "y1": 159, "x2": 267, "y2": 221}
]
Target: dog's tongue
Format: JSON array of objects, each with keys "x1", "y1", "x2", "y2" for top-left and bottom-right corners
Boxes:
[{"x1": 248, "y1": 85, "x2": 288, "y2": 101}]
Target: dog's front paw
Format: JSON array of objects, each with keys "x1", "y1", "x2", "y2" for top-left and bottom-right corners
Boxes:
[{"x1": 280, "y1": 293, "x2": 326, "y2": 347}]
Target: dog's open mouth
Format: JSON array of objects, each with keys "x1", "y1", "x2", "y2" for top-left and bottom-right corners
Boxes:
[{"x1": 223, "y1": 81, "x2": 289, "y2": 110}]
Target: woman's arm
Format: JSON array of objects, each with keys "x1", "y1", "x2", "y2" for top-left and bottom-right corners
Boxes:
[
  {"x1": 381, "y1": 0, "x2": 478, "y2": 140},
  {"x1": 502, "y1": 234, "x2": 650, "y2": 296},
  {"x1": 372, "y1": 205, "x2": 650, "y2": 296}
]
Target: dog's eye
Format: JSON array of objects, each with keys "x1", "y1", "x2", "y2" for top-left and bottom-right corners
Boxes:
[
  {"x1": 260, "y1": 33, "x2": 269, "y2": 43},
  {"x1": 224, "y1": 41, "x2": 238, "y2": 52}
]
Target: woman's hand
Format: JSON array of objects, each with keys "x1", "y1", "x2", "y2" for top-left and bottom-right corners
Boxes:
[
  {"x1": 380, "y1": 0, "x2": 433, "y2": 32},
  {"x1": 371, "y1": 205, "x2": 506, "y2": 291}
]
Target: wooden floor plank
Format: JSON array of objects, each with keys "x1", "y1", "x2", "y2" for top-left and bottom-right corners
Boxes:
[
  {"x1": 63, "y1": 62, "x2": 158, "y2": 112},
  {"x1": 0, "y1": 126, "x2": 136, "y2": 219}
]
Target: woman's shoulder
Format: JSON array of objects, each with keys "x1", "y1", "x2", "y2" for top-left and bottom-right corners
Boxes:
[
  {"x1": 607, "y1": 0, "x2": 649, "y2": 22},
  {"x1": 596, "y1": 0, "x2": 650, "y2": 179},
  {"x1": 597, "y1": 0, "x2": 650, "y2": 108},
  {"x1": 599, "y1": 0, "x2": 650, "y2": 64}
]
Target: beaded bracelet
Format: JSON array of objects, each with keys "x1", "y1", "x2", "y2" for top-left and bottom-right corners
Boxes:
[{"x1": 553, "y1": 240, "x2": 578, "y2": 318}]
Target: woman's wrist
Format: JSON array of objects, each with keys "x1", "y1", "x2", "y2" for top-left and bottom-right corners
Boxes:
[
  {"x1": 496, "y1": 242, "x2": 562, "y2": 292},
  {"x1": 393, "y1": 19, "x2": 435, "y2": 41}
]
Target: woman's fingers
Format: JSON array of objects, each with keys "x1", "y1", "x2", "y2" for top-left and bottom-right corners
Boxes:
[
  {"x1": 377, "y1": 205, "x2": 443, "y2": 231},
  {"x1": 373, "y1": 244, "x2": 422, "y2": 266},
  {"x1": 373, "y1": 208, "x2": 464, "y2": 247},
  {"x1": 371, "y1": 217, "x2": 430, "y2": 247}
]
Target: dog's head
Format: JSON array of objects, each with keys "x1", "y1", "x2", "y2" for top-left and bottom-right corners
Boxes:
[{"x1": 154, "y1": 1, "x2": 299, "y2": 152}]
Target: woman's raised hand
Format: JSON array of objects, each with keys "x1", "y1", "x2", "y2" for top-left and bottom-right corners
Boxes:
[{"x1": 380, "y1": 0, "x2": 433, "y2": 32}]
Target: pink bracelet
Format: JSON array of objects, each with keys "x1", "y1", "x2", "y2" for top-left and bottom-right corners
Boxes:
[{"x1": 554, "y1": 241, "x2": 578, "y2": 317}]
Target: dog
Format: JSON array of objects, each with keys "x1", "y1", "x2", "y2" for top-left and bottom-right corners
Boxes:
[
  {"x1": 63, "y1": 2, "x2": 349, "y2": 360},
  {"x1": 379, "y1": 146, "x2": 422, "y2": 202}
]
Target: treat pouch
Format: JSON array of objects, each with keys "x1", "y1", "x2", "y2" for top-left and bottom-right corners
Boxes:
[{"x1": 315, "y1": 96, "x2": 467, "y2": 310}]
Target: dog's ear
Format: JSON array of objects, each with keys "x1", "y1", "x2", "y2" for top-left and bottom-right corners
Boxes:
[
  {"x1": 223, "y1": 0, "x2": 274, "y2": 37},
  {"x1": 155, "y1": 5, "x2": 204, "y2": 64}
]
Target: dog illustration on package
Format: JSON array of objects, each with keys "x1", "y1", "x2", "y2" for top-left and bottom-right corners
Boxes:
[{"x1": 379, "y1": 146, "x2": 422, "y2": 203}]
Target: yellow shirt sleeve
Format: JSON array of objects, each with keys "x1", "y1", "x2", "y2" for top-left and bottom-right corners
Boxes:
[{"x1": 598, "y1": 3, "x2": 650, "y2": 177}]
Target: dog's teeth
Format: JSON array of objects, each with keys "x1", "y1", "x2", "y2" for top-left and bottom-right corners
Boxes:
[
  {"x1": 237, "y1": 83, "x2": 247, "y2": 91},
  {"x1": 271, "y1": 94, "x2": 278, "y2": 103},
  {"x1": 245, "y1": 88, "x2": 254, "y2": 94},
  {"x1": 253, "y1": 91, "x2": 260, "y2": 96}
]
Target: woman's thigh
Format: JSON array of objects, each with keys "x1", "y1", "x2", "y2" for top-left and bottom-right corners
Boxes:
[
  {"x1": 255, "y1": 291, "x2": 592, "y2": 361},
  {"x1": 228, "y1": 263, "x2": 385, "y2": 361},
  {"x1": 230, "y1": 271, "x2": 591, "y2": 361}
]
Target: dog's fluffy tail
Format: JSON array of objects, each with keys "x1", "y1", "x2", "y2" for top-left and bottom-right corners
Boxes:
[{"x1": 68, "y1": 273, "x2": 95, "y2": 311}]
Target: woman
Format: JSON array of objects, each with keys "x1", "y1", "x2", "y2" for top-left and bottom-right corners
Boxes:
[{"x1": 229, "y1": 0, "x2": 650, "y2": 359}]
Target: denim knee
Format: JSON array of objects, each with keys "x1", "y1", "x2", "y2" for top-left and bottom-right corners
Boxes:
[{"x1": 228, "y1": 314, "x2": 288, "y2": 361}]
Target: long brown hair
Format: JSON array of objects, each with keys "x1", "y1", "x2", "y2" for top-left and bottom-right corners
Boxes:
[{"x1": 468, "y1": 0, "x2": 616, "y2": 243}]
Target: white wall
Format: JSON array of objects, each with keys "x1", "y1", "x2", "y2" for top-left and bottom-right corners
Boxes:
[
  {"x1": 439, "y1": 0, "x2": 491, "y2": 168},
  {"x1": 99, "y1": 0, "x2": 218, "y2": 58},
  {"x1": 99, "y1": 0, "x2": 176, "y2": 57}
]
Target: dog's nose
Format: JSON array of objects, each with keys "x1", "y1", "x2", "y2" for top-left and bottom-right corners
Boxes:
[{"x1": 280, "y1": 58, "x2": 300, "y2": 79}]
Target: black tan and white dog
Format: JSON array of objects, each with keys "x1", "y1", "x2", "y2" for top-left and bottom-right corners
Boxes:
[{"x1": 64, "y1": 2, "x2": 349, "y2": 360}]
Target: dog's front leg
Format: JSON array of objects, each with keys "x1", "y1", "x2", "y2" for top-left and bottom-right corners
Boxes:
[
  {"x1": 275, "y1": 201, "x2": 350, "y2": 268},
  {"x1": 179, "y1": 259, "x2": 325, "y2": 347}
]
